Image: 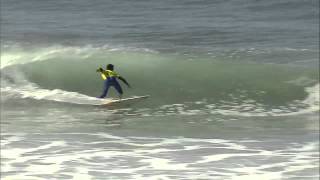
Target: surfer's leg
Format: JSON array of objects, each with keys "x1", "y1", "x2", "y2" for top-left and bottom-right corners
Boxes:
[
  {"x1": 113, "y1": 82, "x2": 123, "y2": 98},
  {"x1": 99, "y1": 81, "x2": 110, "y2": 98}
]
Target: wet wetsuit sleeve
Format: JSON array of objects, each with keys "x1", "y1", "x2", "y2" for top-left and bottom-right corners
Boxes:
[{"x1": 118, "y1": 76, "x2": 131, "y2": 87}]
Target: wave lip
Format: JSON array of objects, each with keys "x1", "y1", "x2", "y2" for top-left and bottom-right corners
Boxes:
[{"x1": 0, "y1": 44, "x2": 158, "y2": 69}]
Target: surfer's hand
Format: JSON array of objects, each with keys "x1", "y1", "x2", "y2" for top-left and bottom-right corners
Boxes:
[{"x1": 96, "y1": 68, "x2": 103, "y2": 72}]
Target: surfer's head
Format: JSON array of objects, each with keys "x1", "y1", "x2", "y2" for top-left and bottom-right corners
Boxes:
[{"x1": 106, "y1": 64, "x2": 114, "y2": 70}]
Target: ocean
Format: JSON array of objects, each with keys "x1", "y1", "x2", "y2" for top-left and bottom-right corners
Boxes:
[{"x1": 1, "y1": 0, "x2": 319, "y2": 179}]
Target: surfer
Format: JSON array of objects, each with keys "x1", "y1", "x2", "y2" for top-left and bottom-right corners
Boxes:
[{"x1": 96, "y1": 64, "x2": 130, "y2": 99}]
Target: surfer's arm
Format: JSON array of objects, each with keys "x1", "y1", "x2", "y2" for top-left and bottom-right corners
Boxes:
[
  {"x1": 96, "y1": 68, "x2": 107, "y2": 80},
  {"x1": 96, "y1": 67, "x2": 104, "y2": 72},
  {"x1": 118, "y1": 76, "x2": 131, "y2": 88}
]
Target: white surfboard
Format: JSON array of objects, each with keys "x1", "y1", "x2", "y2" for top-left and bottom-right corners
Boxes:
[{"x1": 100, "y1": 95, "x2": 150, "y2": 106}]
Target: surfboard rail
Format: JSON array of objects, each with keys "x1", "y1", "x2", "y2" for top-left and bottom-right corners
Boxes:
[{"x1": 100, "y1": 95, "x2": 150, "y2": 106}]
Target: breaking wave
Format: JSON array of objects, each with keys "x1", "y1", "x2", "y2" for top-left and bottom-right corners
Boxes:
[{"x1": 1, "y1": 44, "x2": 319, "y2": 116}]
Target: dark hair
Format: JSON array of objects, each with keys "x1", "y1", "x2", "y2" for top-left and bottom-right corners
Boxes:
[{"x1": 106, "y1": 64, "x2": 114, "y2": 70}]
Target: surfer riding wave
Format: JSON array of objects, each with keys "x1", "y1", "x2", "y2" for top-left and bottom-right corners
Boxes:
[{"x1": 96, "y1": 64, "x2": 131, "y2": 99}]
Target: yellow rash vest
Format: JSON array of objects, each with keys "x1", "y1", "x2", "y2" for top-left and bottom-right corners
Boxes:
[{"x1": 100, "y1": 70, "x2": 119, "y2": 80}]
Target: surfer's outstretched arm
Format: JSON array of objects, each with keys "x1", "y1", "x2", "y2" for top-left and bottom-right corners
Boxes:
[
  {"x1": 96, "y1": 67, "x2": 104, "y2": 72},
  {"x1": 118, "y1": 76, "x2": 131, "y2": 88}
]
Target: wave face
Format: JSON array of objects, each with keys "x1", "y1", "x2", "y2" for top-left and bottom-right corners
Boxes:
[{"x1": 1, "y1": 44, "x2": 319, "y2": 116}]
